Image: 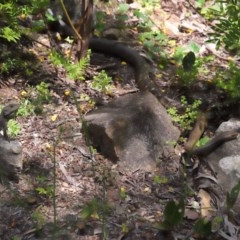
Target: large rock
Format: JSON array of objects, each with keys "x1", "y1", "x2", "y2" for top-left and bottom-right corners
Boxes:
[
  {"x1": 205, "y1": 119, "x2": 240, "y2": 210},
  {"x1": 85, "y1": 92, "x2": 180, "y2": 171},
  {"x1": 0, "y1": 139, "x2": 22, "y2": 180}
]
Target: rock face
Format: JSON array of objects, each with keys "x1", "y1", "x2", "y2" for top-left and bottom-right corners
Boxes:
[
  {"x1": 85, "y1": 92, "x2": 180, "y2": 171},
  {"x1": 0, "y1": 139, "x2": 23, "y2": 180},
  {"x1": 205, "y1": 119, "x2": 240, "y2": 210}
]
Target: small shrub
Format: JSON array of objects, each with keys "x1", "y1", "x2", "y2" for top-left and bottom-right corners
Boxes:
[
  {"x1": 91, "y1": 70, "x2": 112, "y2": 93},
  {"x1": 167, "y1": 96, "x2": 202, "y2": 130}
]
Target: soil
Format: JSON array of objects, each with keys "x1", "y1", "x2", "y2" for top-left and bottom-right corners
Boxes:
[{"x1": 0, "y1": 1, "x2": 240, "y2": 239}]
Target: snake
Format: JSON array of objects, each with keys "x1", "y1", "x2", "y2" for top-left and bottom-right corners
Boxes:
[
  {"x1": 88, "y1": 39, "x2": 240, "y2": 156},
  {"x1": 48, "y1": 9, "x2": 239, "y2": 157}
]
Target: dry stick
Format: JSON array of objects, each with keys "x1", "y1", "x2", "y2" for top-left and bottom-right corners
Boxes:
[{"x1": 59, "y1": 0, "x2": 82, "y2": 40}]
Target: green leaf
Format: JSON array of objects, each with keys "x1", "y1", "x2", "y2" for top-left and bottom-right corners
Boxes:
[
  {"x1": 226, "y1": 180, "x2": 240, "y2": 210},
  {"x1": 117, "y1": 4, "x2": 129, "y2": 14},
  {"x1": 0, "y1": 27, "x2": 21, "y2": 43},
  {"x1": 194, "y1": 219, "x2": 212, "y2": 238},
  {"x1": 182, "y1": 51, "x2": 196, "y2": 71},
  {"x1": 188, "y1": 42, "x2": 200, "y2": 53},
  {"x1": 163, "y1": 198, "x2": 185, "y2": 227}
]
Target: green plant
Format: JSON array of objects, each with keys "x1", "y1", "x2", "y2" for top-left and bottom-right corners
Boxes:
[
  {"x1": 0, "y1": 53, "x2": 39, "y2": 77},
  {"x1": 153, "y1": 175, "x2": 168, "y2": 184},
  {"x1": 91, "y1": 70, "x2": 112, "y2": 93},
  {"x1": 36, "y1": 185, "x2": 54, "y2": 196},
  {"x1": 167, "y1": 96, "x2": 202, "y2": 130},
  {"x1": 208, "y1": 0, "x2": 240, "y2": 53},
  {"x1": 81, "y1": 198, "x2": 111, "y2": 239},
  {"x1": 35, "y1": 175, "x2": 54, "y2": 197},
  {"x1": 195, "y1": 136, "x2": 210, "y2": 148},
  {"x1": 173, "y1": 43, "x2": 214, "y2": 86},
  {"x1": 35, "y1": 175, "x2": 54, "y2": 198},
  {"x1": 193, "y1": 218, "x2": 212, "y2": 238},
  {"x1": 159, "y1": 198, "x2": 185, "y2": 230},
  {"x1": 0, "y1": 104, "x2": 21, "y2": 137},
  {"x1": 0, "y1": 2, "x2": 22, "y2": 42},
  {"x1": 0, "y1": 0, "x2": 49, "y2": 42},
  {"x1": 31, "y1": 208, "x2": 45, "y2": 231},
  {"x1": 138, "y1": 30, "x2": 168, "y2": 60},
  {"x1": 215, "y1": 61, "x2": 240, "y2": 98},
  {"x1": 17, "y1": 99, "x2": 35, "y2": 117},
  {"x1": 95, "y1": 11, "x2": 107, "y2": 34},
  {"x1": 116, "y1": 3, "x2": 129, "y2": 21},
  {"x1": 50, "y1": 49, "x2": 90, "y2": 80},
  {"x1": 133, "y1": 8, "x2": 168, "y2": 61},
  {"x1": 81, "y1": 198, "x2": 111, "y2": 220},
  {"x1": 7, "y1": 119, "x2": 21, "y2": 137},
  {"x1": 36, "y1": 82, "x2": 51, "y2": 103},
  {"x1": 226, "y1": 180, "x2": 240, "y2": 211}
]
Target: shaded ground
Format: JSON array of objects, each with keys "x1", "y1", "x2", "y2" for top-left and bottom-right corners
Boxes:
[{"x1": 0, "y1": 1, "x2": 239, "y2": 239}]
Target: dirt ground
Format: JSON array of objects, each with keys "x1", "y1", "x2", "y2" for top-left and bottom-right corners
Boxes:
[{"x1": 0, "y1": 1, "x2": 239, "y2": 239}]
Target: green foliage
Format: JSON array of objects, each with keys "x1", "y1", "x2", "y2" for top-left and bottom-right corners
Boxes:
[
  {"x1": 138, "y1": 0, "x2": 160, "y2": 8},
  {"x1": 195, "y1": 136, "x2": 210, "y2": 148},
  {"x1": 36, "y1": 82, "x2": 51, "y2": 103},
  {"x1": 121, "y1": 223, "x2": 129, "y2": 234},
  {"x1": 31, "y1": 208, "x2": 45, "y2": 230},
  {"x1": 114, "y1": 4, "x2": 130, "y2": 29},
  {"x1": 160, "y1": 198, "x2": 185, "y2": 230},
  {"x1": 17, "y1": 99, "x2": 35, "y2": 117},
  {"x1": 81, "y1": 198, "x2": 111, "y2": 221},
  {"x1": 153, "y1": 175, "x2": 168, "y2": 184},
  {"x1": 176, "y1": 57, "x2": 213, "y2": 86},
  {"x1": 173, "y1": 43, "x2": 214, "y2": 86},
  {"x1": 173, "y1": 42, "x2": 200, "y2": 64},
  {"x1": 138, "y1": 30, "x2": 168, "y2": 60},
  {"x1": 19, "y1": 83, "x2": 51, "y2": 114},
  {"x1": 0, "y1": 26, "x2": 21, "y2": 43},
  {"x1": 36, "y1": 185, "x2": 54, "y2": 196},
  {"x1": 0, "y1": 104, "x2": 21, "y2": 137},
  {"x1": 215, "y1": 61, "x2": 240, "y2": 98},
  {"x1": 35, "y1": 175, "x2": 54, "y2": 197},
  {"x1": 91, "y1": 70, "x2": 112, "y2": 93},
  {"x1": 226, "y1": 180, "x2": 240, "y2": 211},
  {"x1": 0, "y1": 1, "x2": 22, "y2": 42},
  {"x1": 0, "y1": 52, "x2": 39, "y2": 77},
  {"x1": 133, "y1": 9, "x2": 154, "y2": 30},
  {"x1": 7, "y1": 119, "x2": 21, "y2": 137},
  {"x1": 50, "y1": 50, "x2": 90, "y2": 80},
  {"x1": 0, "y1": 0, "x2": 49, "y2": 42},
  {"x1": 193, "y1": 218, "x2": 212, "y2": 238},
  {"x1": 196, "y1": 0, "x2": 206, "y2": 9},
  {"x1": 208, "y1": 0, "x2": 240, "y2": 53},
  {"x1": 133, "y1": 8, "x2": 168, "y2": 61},
  {"x1": 95, "y1": 11, "x2": 106, "y2": 34},
  {"x1": 117, "y1": 4, "x2": 129, "y2": 15},
  {"x1": 167, "y1": 96, "x2": 202, "y2": 130}
]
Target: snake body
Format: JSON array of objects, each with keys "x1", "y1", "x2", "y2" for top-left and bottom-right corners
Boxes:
[
  {"x1": 191, "y1": 130, "x2": 240, "y2": 156},
  {"x1": 49, "y1": 11, "x2": 239, "y2": 157},
  {"x1": 88, "y1": 39, "x2": 240, "y2": 157},
  {"x1": 88, "y1": 38, "x2": 165, "y2": 104}
]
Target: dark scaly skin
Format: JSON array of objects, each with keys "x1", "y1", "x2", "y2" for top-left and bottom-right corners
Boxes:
[
  {"x1": 89, "y1": 38, "x2": 166, "y2": 104},
  {"x1": 191, "y1": 129, "x2": 240, "y2": 156},
  {"x1": 0, "y1": 103, "x2": 19, "y2": 139}
]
